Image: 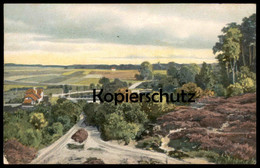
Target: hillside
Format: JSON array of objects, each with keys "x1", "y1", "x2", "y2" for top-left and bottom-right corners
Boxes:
[{"x1": 156, "y1": 93, "x2": 256, "y2": 161}]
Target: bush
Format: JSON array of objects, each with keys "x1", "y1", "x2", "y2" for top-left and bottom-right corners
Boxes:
[
  {"x1": 18, "y1": 129, "x2": 42, "y2": 148},
  {"x1": 168, "y1": 150, "x2": 189, "y2": 159},
  {"x1": 227, "y1": 83, "x2": 244, "y2": 97},
  {"x1": 29, "y1": 113, "x2": 48, "y2": 130},
  {"x1": 67, "y1": 143, "x2": 84, "y2": 150},
  {"x1": 239, "y1": 77, "x2": 256, "y2": 93},
  {"x1": 84, "y1": 157, "x2": 105, "y2": 164},
  {"x1": 136, "y1": 136, "x2": 162, "y2": 152},
  {"x1": 202, "y1": 89, "x2": 215, "y2": 97},
  {"x1": 177, "y1": 82, "x2": 203, "y2": 98},
  {"x1": 103, "y1": 113, "x2": 140, "y2": 144}
]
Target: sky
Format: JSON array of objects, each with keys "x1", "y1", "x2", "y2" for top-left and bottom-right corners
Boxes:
[{"x1": 4, "y1": 4, "x2": 256, "y2": 65}]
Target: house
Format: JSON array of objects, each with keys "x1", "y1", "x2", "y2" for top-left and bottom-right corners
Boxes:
[
  {"x1": 22, "y1": 87, "x2": 44, "y2": 106},
  {"x1": 111, "y1": 67, "x2": 116, "y2": 71}
]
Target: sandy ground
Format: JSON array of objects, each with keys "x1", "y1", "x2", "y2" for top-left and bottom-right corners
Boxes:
[
  {"x1": 4, "y1": 156, "x2": 9, "y2": 164},
  {"x1": 30, "y1": 92, "x2": 214, "y2": 164},
  {"x1": 30, "y1": 114, "x2": 188, "y2": 164}
]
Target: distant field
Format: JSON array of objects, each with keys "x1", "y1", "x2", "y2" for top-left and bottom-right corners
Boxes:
[{"x1": 4, "y1": 66, "x2": 141, "y2": 89}]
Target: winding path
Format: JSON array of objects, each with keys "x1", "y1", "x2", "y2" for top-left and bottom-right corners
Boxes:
[{"x1": 31, "y1": 114, "x2": 187, "y2": 164}]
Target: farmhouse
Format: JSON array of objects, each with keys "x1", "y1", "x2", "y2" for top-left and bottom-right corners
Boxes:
[
  {"x1": 22, "y1": 87, "x2": 44, "y2": 106},
  {"x1": 111, "y1": 67, "x2": 116, "y2": 71}
]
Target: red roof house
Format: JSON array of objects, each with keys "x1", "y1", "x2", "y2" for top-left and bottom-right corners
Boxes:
[{"x1": 23, "y1": 87, "x2": 44, "y2": 105}]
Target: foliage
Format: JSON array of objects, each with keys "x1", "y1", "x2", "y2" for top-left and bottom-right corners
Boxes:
[
  {"x1": 116, "y1": 102, "x2": 148, "y2": 124},
  {"x1": 179, "y1": 65, "x2": 198, "y2": 85},
  {"x1": 136, "y1": 136, "x2": 162, "y2": 151},
  {"x1": 4, "y1": 98, "x2": 82, "y2": 149},
  {"x1": 168, "y1": 150, "x2": 189, "y2": 159},
  {"x1": 167, "y1": 62, "x2": 178, "y2": 79},
  {"x1": 202, "y1": 89, "x2": 215, "y2": 97},
  {"x1": 195, "y1": 62, "x2": 215, "y2": 90},
  {"x1": 213, "y1": 84, "x2": 226, "y2": 97},
  {"x1": 103, "y1": 113, "x2": 140, "y2": 144},
  {"x1": 67, "y1": 143, "x2": 84, "y2": 150},
  {"x1": 140, "y1": 92, "x2": 176, "y2": 121},
  {"x1": 187, "y1": 150, "x2": 256, "y2": 164},
  {"x1": 176, "y1": 82, "x2": 203, "y2": 98},
  {"x1": 101, "y1": 78, "x2": 128, "y2": 100},
  {"x1": 89, "y1": 83, "x2": 96, "y2": 89},
  {"x1": 137, "y1": 61, "x2": 153, "y2": 80},
  {"x1": 18, "y1": 129, "x2": 42, "y2": 148},
  {"x1": 239, "y1": 78, "x2": 256, "y2": 93},
  {"x1": 83, "y1": 102, "x2": 149, "y2": 144},
  {"x1": 99, "y1": 77, "x2": 110, "y2": 85},
  {"x1": 29, "y1": 113, "x2": 48, "y2": 130},
  {"x1": 227, "y1": 83, "x2": 244, "y2": 97}
]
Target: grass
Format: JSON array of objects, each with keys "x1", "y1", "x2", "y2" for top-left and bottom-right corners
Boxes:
[
  {"x1": 4, "y1": 84, "x2": 47, "y2": 92},
  {"x1": 73, "y1": 78, "x2": 101, "y2": 85}
]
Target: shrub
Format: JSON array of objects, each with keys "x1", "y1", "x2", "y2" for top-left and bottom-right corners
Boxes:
[
  {"x1": 103, "y1": 113, "x2": 140, "y2": 144},
  {"x1": 136, "y1": 136, "x2": 162, "y2": 151},
  {"x1": 84, "y1": 157, "x2": 105, "y2": 164},
  {"x1": 67, "y1": 143, "x2": 84, "y2": 150},
  {"x1": 18, "y1": 129, "x2": 42, "y2": 148},
  {"x1": 177, "y1": 82, "x2": 203, "y2": 98},
  {"x1": 29, "y1": 113, "x2": 48, "y2": 130},
  {"x1": 227, "y1": 83, "x2": 244, "y2": 97},
  {"x1": 239, "y1": 77, "x2": 256, "y2": 93},
  {"x1": 202, "y1": 89, "x2": 215, "y2": 97},
  {"x1": 168, "y1": 150, "x2": 189, "y2": 159}
]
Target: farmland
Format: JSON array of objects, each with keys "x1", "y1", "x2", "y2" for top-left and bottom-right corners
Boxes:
[{"x1": 3, "y1": 66, "x2": 142, "y2": 103}]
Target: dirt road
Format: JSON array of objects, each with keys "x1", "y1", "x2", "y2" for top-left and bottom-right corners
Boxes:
[{"x1": 31, "y1": 114, "x2": 187, "y2": 164}]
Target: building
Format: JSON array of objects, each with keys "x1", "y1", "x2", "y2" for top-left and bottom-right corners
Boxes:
[
  {"x1": 22, "y1": 87, "x2": 44, "y2": 106},
  {"x1": 111, "y1": 67, "x2": 116, "y2": 71}
]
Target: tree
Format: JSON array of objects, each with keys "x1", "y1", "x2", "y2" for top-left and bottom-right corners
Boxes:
[
  {"x1": 63, "y1": 85, "x2": 71, "y2": 93},
  {"x1": 138, "y1": 61, "x2": 153, "y2": 80},
  {"x1": 103, "y1": 113, "x2": 140, "y2": 144},
  {"x1": 222, "y1": 27, "x2": 242, "y2": 84},
  {"x1": 99, "y1": 77, "x2": 110, "y2": 85},
  {"x1": 240, "y1": 14, "x2": 256, "y2": 71},
  {"x1": 89, "y1": 83, "x2": 95, "y2": 89},
  {"x1": 101, "y1": 78, "x2": 128, "y2": 100},
  {"x1": 18, "y1": 128, "x2": 42, "y2": 148},
  {"x1": 116, "y1": 102, "x2": 148, "y2": 124},
  {"x1": 167, "y1": 62, "x2": 178, "y2": 78},
  {"x1": 83, "y1": 103, "x2": 99, "y2": 125},
  {"x1": 195, "y1": 62, "x2": 215, "y2": 90},
  {"x1": 179, "y1": 66, "x2": 197, "y2": 85},
  {"x1": 29, "y1": 113, "x2": 48, "y2": 130}
]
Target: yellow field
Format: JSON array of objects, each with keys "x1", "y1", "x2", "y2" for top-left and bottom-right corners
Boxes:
[{"x1": 153, "y1": 70, "x2": 167, "y2": 74}]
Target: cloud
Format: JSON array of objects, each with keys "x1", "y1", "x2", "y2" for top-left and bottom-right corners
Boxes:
[
  {"x1": 3, "y1": 4, "x2": 256, "y2": 65},
  {"x1": 4, "y1": 4, "x2": 256, "y2": 49}
]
